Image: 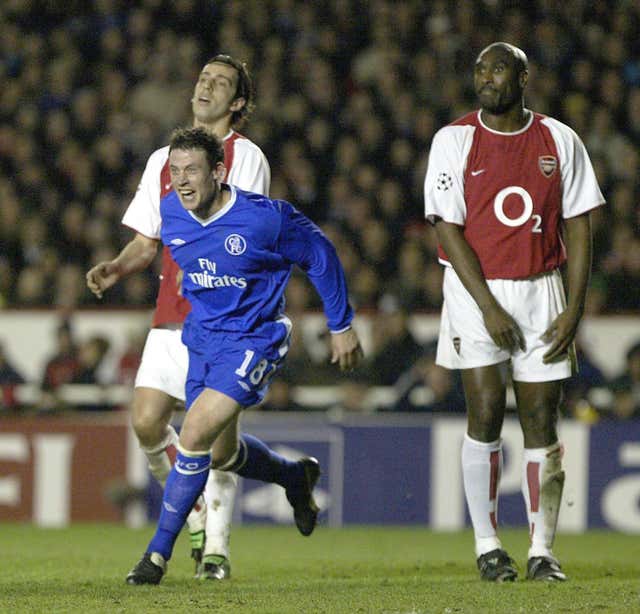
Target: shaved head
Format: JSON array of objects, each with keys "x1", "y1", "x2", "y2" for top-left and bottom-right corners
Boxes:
[{"x1": 477, "y1": 42, "x2": 528, "y2": 73}]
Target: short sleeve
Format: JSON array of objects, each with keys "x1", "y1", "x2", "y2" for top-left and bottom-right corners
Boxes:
[
  {"x1": 226, "y1": 139, "x2": 271, "y2": 196},
  {"x1": 424, "y1": 125, "x2": 475, "y2": 226},
  {"x1": 542, "y1": 117, "x2": 605, "y2": 219},
  {"x1": 121, "y1": 147, "x2": 169, "y2": 238}
]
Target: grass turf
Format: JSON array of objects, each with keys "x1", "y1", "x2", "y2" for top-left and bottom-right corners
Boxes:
[{"x1": 0, "y1": 524, "x2": 637, "y2": 613}]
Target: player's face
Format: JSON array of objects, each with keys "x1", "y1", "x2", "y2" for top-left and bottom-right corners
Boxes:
[
  {"x1": 474, "y1": 47, "x2": 524, "y2": 114},
  {"x1": 192, "y1": 62, "x2": 243, "y2": 124},
  {"x1": 169, "y1": 148, "x2": 221, "y2": 211}
]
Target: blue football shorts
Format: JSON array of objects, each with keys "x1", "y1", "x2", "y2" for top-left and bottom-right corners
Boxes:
[{"x1": 185, "y1": 333, "x2": 290, "y2": 409}]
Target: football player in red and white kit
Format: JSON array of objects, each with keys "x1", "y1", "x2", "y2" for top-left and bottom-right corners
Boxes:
[
  {"x1": 424, "y1": 43, "x2": 604, "y2": 582},
  {"x1": 87, "y1": 55, "x2": 270, "y2": 581}
]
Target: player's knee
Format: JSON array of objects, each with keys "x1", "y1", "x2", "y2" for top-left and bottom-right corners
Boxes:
[
  {"x1": 521, "y1": 405, "x2": 558, "y2": 447},
  {"x1": 467, "y1": 406, "x2": 503, "y2": 441},
  {"x1": 211, "y1": 444, "x2": 243, "y2": 472},
  {"x1": 131, "y1": 401, "x2": 167, "y2": 446}
]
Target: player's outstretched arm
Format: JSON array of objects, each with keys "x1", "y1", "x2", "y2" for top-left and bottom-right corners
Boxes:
[
  {"x1": 434, "y1": 219, "x2": 526, "y2": 353},
  {"x1": 542, "y1": 212, "x2": 592, "y2": 363},
  {"x1": 276, "y1": 203, "x2": 355, "y2": 333},
  {"x1": 330, "y1": 328, "x2": 364, "y2": 372},
  {"x1": 86, "y1": 233, "x2": 158, "y2": 299}
]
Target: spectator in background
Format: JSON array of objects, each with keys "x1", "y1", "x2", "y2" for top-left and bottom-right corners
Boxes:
[
  {"x1": 563, "y1": 338, "x2": 608, "y2": 422},
  {"x1": 392, "y1": 343, "x2": 466, "y2": 414},
  {"x1": 363, "y1": 294, "x2": 423, "y2": 386},
  {"x1": 606, "y1": 341, "x2": 640, "y2": 419},
  {"x1": 68, "y1": 334, "x2": 112, "y2": 412},
  {"x1": 40, "y1": 321, "x2": 79, "y2": 393},
  {"x1": 277, "y1": 325, "x2": 337, "y2": 386},
  {"x1": 117, "y1": 330, "x2": 145, "y2": 387},
  {"x1": 71, "y1": 335, "x2": 110, "y2": 385},
  {"x1": 0, "y1": 341, "x2": 25, "y2": 411},
  {"x1": 258, "y1": 376, "x2": 310, "y2": 413},
  {"x1": 37, "y1": 320, "x2": 79, "y2": 413},
  {"x1": 604, "y1": 234, "x2": 640, "y2": 311},
  {"x1": 326, "y1": 373, "x2": 376, "y2": 421}
]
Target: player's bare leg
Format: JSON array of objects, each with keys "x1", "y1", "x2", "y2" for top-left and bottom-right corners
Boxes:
[
  {"x1": 514, "y1": 380, "x2": 567, "y2": 581},
  {"x1": 131, "y1": 387, "x2": 207, "y2": 569},
  {"x1": 461, "y1": 364, "x2": 517, "y2": 582}
]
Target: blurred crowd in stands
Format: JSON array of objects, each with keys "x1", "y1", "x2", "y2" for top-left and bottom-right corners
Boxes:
[{"x1": 0, "y1": 1, "x2": 639, "y2": 418}]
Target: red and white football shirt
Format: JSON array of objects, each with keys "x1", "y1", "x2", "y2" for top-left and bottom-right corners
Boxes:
[
  {"x1": 122, "y1": 130, "x2": 271, "y2": 326},
  {"x1": 424, "y1": 110, "x2": 604, "y2": 279}
]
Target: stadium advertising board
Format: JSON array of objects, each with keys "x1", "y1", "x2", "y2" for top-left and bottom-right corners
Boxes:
[
  {"x1": 144, "y1": 415, "x2": 640, "y2": 532},
  {"x1": 0, "y1": 416, "x2": 128, "y2": 525},
  {"x1": 1, "y1": 415, "x2": 638, "y2": 531}
]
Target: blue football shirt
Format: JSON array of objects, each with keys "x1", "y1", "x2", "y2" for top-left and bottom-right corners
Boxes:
[{"x1": 160, "y1": 185, "x2": 354, "y2": 357}]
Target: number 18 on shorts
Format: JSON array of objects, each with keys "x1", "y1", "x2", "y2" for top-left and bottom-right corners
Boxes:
[{"x1": 185, "y1": 342, "x2": 284, "y2": 409}]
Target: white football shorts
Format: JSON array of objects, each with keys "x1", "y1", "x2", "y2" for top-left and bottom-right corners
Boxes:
[
  {"x1": 134, "y1": 327, "x2": 189, "y2": 401},
  {"x1": 436, "y1": 267, "x2": 573, "y2": 382}
]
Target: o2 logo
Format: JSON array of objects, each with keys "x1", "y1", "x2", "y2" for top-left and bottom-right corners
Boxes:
[{"x1": 493, "y1": 186, "x2": 542, "y2": 233}]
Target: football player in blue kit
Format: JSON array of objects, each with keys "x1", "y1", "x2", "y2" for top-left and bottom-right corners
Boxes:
[{"x1": 126, "y1": 127, "x2": 364, "y2": 585}]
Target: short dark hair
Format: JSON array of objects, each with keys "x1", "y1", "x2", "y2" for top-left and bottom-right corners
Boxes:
[
  {"x1": 206, "y1": 54, "x2": 255, "y2": 127},
  {"x1": 169, "y1": 127, "x2": 225, "y2": 170}
]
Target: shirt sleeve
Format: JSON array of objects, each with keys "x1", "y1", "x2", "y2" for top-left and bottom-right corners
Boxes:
[
  {"x1": 275, "y1": 201, "x2": 354, "y2": 332},
  {"x1": 226, "y1": 140, "x2": 271, "y2": 196},
  {"x1": 424, "y1": 125, "x2": 474, "y2": 226},
  {"x1": 121, "y1": 148, "x2": 167, "y2": 238},
  {"x1": 542, "y1": 117, "x2": 605, "y2": 218}
]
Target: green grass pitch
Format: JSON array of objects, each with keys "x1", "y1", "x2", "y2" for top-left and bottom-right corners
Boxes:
[{"x1": 0, "y1": 524, "x2": 638, "y2": 613}]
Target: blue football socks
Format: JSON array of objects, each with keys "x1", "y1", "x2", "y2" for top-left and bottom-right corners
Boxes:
[
  {"x1": 230, "y1": 434, "x2": 302, "y2": 491},
  {"x1": 147, "y1": 448, "x2": 211, "y2": 561}
]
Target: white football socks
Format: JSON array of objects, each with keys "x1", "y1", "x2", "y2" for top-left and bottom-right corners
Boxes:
[
  {"x1": 462, "y1": 434, "x2": 503, "y2": 557},
  {"x1": 202, "y1": 470, "x2": 238, "y2": 560},
  {"x1": 522, "y1": 442, "x2": 565, "y2": 560},
  {"x1": 140, "y1": 425, "x2": 179, "y2": 486}
]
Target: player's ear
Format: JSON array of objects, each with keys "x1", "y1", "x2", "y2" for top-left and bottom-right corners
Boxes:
[
  {"x1": 519, "y1": 69, "x2": 528, "y2": 89},
  {"x1": 229, "y1": 97, "x2": 246, "y2": 112},
  {"x1": 213, "y1": 162, "x2": 227, "y2": 182}
]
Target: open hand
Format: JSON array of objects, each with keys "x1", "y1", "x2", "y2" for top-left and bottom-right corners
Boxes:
[{"x1": 330, "y1": 327, "x2": 364, "y2": 371}]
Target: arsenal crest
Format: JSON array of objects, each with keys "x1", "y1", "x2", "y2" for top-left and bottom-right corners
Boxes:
[{"x1": 538, "y1": 155, "x2": 557, "y2": 178}]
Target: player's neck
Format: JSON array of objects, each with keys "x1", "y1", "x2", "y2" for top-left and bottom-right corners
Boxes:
[
  {"x1": 192, "y1": 117, "x2": 233, "y2": 140},
  {"x1": 480, "y1": 106, "x2": 529, "y2": 133},
  {"x1": 193, "y1": 184, "x2": 231, "y2": 220}
]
